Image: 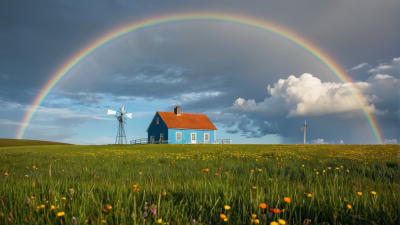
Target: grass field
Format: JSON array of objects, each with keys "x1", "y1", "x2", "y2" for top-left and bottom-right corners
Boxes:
[
  {"x1": 0, "y1": 138, "x2": 71, "y2": 148},
  {"x1": 0, "y1": 143, "x2": 398, "y2": 225}
]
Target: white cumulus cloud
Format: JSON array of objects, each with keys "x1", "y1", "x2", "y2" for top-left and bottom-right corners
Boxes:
[{"x1": 231, "y1": 73, "x2": 385, "y2": 117}]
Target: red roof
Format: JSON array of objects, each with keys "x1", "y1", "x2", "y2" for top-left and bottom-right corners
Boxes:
[{"x1": 157, "y1": 111, "x2": 217, "y2": 130}]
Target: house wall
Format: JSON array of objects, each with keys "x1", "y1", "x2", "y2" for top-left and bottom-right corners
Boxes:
[
  {"x1": 147, "y1": 112, "x2": 169, "y2": 142},
  {"x1": 168, "y1": 129, "x2": 215, "y2": 144}
]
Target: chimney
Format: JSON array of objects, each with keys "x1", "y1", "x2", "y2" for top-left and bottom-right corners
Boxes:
[{"x1": 174, "y1": 106, "x2": 181, "y2": 116}]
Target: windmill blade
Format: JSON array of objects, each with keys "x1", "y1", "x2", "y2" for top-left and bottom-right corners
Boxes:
[
  {"x1": 125, "y1": 113, "x2": 132, "y2": 118},
  {"x1": 301, "y1": 127, "x2": 304, "y2": 131},
  {"x1": 120, "y1": 106, "x2": 125, "y2": 113},
  {"x1": 107, "y1": 109, "x2": 117, "y2": 115}
]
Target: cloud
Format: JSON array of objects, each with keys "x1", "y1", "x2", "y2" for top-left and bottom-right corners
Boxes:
[
  {"x1": 350, "y1": 62, "x2": 369, "y2": 71},
  {"x1": 367, "y1": 65, "x2": 393, "y2": 73},
  {"x1": 112, "y1": 96, "x2": 136, "y2": 102},
  {"x1": 179, "y1": 91, "x2": 221, "y2": 102},
  {"x1": 58, "y1": 92, "x2": 104, "y2": 105},
  {"x1": 384, "y1": 139, "x2": 397, "y2": 144},
  {"x1": 226, "y1": 129, "x2": 239, "y2": 134},
  {"x1": 220, "y1": 61, "x2": 399, "y2": 142},
  {"x1": 374, "y1": 74, "x2": 393, "y2": 79},
  {"x1": 230, "y1": 73, "x2": 385, "y2": 118},
  {"x1": 0, "y1": 119, "x2": 61, "y2": 129},
  {"x1": 339, "y1": 140, "x2": 344, "y2": 144}
]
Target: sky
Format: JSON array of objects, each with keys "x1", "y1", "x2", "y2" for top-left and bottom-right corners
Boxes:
[{"x1": 0, "y1": 0, "x2": 399, "y2": 145}]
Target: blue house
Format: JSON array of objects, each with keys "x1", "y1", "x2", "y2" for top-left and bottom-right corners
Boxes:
[{"x1": 146, "y1": 106, "x2": 217, "y2": 144}]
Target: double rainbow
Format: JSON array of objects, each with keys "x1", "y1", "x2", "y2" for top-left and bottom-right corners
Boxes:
[{"x1": 15, "y1": 13, "x2": 383, "y2": 143}]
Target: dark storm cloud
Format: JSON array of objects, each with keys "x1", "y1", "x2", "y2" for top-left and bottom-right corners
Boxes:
[
  {"x1": 1, "y1": 0, "x2": 398, "y2": 105},
  {"x1": 226, "y1": 129, "x2": 239, "y2": 134},
  {"x1": 59, "y1": 92, "x2": 104, "y2": 105}
]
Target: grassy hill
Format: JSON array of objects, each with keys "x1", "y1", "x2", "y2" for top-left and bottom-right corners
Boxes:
[{"x1": 0, "y1": 138, "x2": 72, "y2": 147}]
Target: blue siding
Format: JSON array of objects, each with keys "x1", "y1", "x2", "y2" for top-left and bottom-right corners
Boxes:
[
  {"x1": 147, "y1": 112, "x2": 169, "y2": 142},
  {"x1": 168, "y1": 129, "x2": 215, "y2": 144}
]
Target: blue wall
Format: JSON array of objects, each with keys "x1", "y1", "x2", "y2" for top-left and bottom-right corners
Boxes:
[
  {"x1": 168, "y1": 129, "x2": 215, "y2": 144},
  {"x1": 147, "y1": 112, "x2": 168, "y2": 142}
]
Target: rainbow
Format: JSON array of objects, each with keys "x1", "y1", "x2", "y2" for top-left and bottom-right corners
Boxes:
[{"x1": 15, "y1": 12, "x2": 383, "y2": 143}]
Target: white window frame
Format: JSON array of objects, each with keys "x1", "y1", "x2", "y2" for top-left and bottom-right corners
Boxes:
[
  {"x1": 204, "y1": 133, "x2": 209, "y2": 141},
  {"x1": 150, "y1": 136, "x2": 155, "y2": 143},
  {"x1": 176, "y1": 132, "x2": 182, "y2": 141},
  {"x1": 156, "y1": 118, "x2": 159, "y2": 124}
]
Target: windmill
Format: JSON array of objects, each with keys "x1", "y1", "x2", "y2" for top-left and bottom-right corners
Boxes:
[
  {"x1": 107, "y1": 106, "x2": 132, "y2": 144},
  {"x1": 300, "y1": 120, "x2": 309, "y2": 144}
]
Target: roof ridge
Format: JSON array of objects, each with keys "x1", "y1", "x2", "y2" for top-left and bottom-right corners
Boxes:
[{"x1": 157, "y1": 111, "x2": 206, "y2": 115}]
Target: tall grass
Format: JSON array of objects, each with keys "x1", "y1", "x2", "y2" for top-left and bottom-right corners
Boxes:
[{"x1": 0, "y1": 144, "x2": 398, "y2": 224}]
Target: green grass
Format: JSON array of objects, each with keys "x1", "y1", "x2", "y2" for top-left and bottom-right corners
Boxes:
[
  {"x1": 0, "y1": 138, "x2": 71, "y2": 148},
  {"x1": 0, "y1": 144, "x2": 398, "y2": 225}
]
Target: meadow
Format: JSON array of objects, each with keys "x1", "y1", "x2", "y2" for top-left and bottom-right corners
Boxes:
[{"x1": 0, "y1": 143, "x2": 398, "y2": 225}]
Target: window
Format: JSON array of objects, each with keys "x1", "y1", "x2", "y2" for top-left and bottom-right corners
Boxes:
[
  {"x1": 156, "y1": 118, "x2": 159, "y2": 124},
  {"x1": 204, "y1": 133, "x2": 209, "y2": 141},
  {"x1": 176, "y1": 132, "x2": 182, "y2": 141},
  {"x1": 160, "y1": 133, "x2": 164, "y2": 141},
  {"x1": 191, "y1": 133, "x2": 196, "y2": 141}
]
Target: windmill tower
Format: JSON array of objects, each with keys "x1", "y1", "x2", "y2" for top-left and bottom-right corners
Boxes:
[
  {"x1": 107, "y1": 106, "x2": 132, "y2": 144},
  {"x1": 300, "y1": 120, "x2": 309, "y2": 144}
]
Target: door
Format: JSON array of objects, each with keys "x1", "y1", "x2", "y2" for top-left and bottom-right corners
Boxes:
[
  {"x1": 191, "y1": 133, "x2": 196, "y2": 144},
  {"x1": 160, "y1": 133, "x2": 164, "y2": 143}
]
